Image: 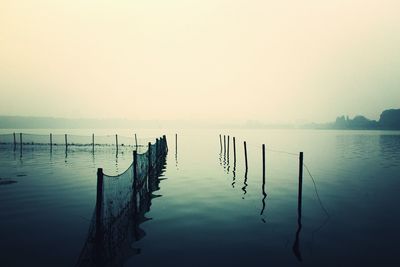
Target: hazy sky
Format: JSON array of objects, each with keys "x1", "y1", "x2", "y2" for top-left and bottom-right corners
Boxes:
[{"x1": 1, "y1": 0, "x2": 399, "y2": 123}]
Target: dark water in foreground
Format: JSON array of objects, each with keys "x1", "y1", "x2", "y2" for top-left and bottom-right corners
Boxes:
[{"x1": 1, "y1": 129, "x2": 400, "y2": 266}]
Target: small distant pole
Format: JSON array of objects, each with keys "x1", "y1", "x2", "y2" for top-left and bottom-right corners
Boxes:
[
  {"x1": 134, "y1": 133, "x2": 138, "y2": 150},
  {"x1": 233, "y1": 137, "x2": 236, "y2": 163},
  {"x1": 298, "y1": 152, "x2": 304, "y2": 216},
  {"x1": 175, "y1": 133, "x2": 178, "y2": 156},
  {"x1": 244, "y1": 141, "x2": 248, "y2": 170},
  {"x1": 219, "y1": 134, "x2": 222, "y2": 151},
  {"x1": 92, "y1": 133, "x2": 95, "y2": 154},
  {"x1": 65, "y1": 134, "x2": 68, "y2": 151},
  {"x1": 95, "y1": 168, "x2": 104, "y2": 241},
  {"x1": 50, "y1": 133, "x2": 52, "y2": 150},
  {"x1": 115, "y1": 134, "x2": 118, "y2": 154},
  {"x1": 223, "y1": 135, "x2": 226, "y2": 154}
]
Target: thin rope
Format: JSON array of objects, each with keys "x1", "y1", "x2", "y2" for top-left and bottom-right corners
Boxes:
[{"x1": 303, "y1": 163, "x2": 330, "y2": 218}]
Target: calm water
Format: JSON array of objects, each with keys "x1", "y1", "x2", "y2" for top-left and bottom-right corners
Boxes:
[{"x1": 1, "y1": 129, "x2": 400, "y2": 266}]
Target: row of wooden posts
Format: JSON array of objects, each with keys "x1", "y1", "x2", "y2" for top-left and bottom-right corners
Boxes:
[
  {"x1": 11, "y1": 132, "x2": 140, "y2": 154},
  {"x1": 219, "y1": 134, "x2": 304, "y2": 214}
]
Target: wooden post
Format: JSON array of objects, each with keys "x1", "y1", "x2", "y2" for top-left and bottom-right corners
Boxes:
[
  {"x1": 223, "y1": 135, "x2": 226, "y2": 154},
  {"x1": 233, "y1": 137, "x2": 236, "y2": 163},
  {"x1": 65, "y1": 134, "x2": 68, "y2": 151},
  {"x1": 50, "y1": 133, "x2": 52, "y2": 150},
  {"x1": 219, "y1": 134, "x2": 222, "y2": 151},
  {"x1": 262, "y1": 144, "x2": 266, "y2": 180},
  {"x1": 133, "y1": 150, "x2": 138, "y2": 187},
  {"x1": 20, "y1": 133, "x2": 22, "y2": 157},
  {"x1": 115, "y1": 134, "x2": 118, "y2": 154},
  {"x1": 96, "y1": 168, "x2": 104, "y2": 241},
  {"x1": 92, "y1": 133, "x2": 94, "y2": 154},
  {"x1": 227, "y1": 135, "x2": 230, "y2": 157},
  {"x1": 134, "y1": 133, "x2": 138, "y2": 150},
  {"x1": 298, "y1": 152, "x2": 304, "y2": 216},
  {"x1": 13, "y1": 132, "x2": 16, "y2": 150},
  {"x1": 148, "y1": 142, "x2": 152, "y2": 173},
  {"x1": 175, "y1": 133, "x2": 177, "y2": 152},
  {"x1": 163, "y1": 134, "x2": 167, "y2": 153},
  {"x1": 244, "y1": 141, "x2": 248, "y2": 170}
]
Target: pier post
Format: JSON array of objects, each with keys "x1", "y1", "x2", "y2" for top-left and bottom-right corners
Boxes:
[
  {"x1": 227, "y1": 135, "x2": 230, "y2": 158},
  {"x1": 50, "y1": 133, "x2": 52, "y2": 151},
  {"x1": 219, "y1": 134, "x2": 222, "y2": 151},
  {"x1": 65, "y1": 134, "x2": 68, "y2": 151},
  {"x1": 92, "y1": 134, "x2": 94, "y2": 154}
]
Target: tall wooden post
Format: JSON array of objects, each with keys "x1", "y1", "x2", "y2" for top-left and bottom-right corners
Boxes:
[
  {"x1": 96, "y1": 168, "x2": 104, "y2": 241},
  {"x1": 50, "y1": 133, "x2": 53, "y2": 151},
  {"x1": 244, "y1": 141, "x2": 248, "y2": 170},
  {"x1": 219, "y1": 134, "x2": 222, "y2": 151},
  {"x1": 65, "y1": 134, "x2": 68, "y2": 151}
]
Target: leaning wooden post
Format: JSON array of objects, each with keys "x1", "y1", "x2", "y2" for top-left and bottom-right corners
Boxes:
[
  {"x1": 233, "y1": 137, "x2": 236, "y2": 163},
  {"x1": 96, "y1": 168, "x2": 104, "y2": 241},
  {"x1": 65, "y1": 134, "x2": 68, "y2": 151},
  {"x1": 298, "y1": 152, "x2": 304, "y2": 217},
  {"x1": 244, "y1": 141, "x2": 248, "y2": 170},
  {"x1": 219, "y1": 134, "x2": 222, "y2": 151},
  {"x1": 115, "y1": 134, "x2": 118, "y2": 154},
  {"x1": 50, "y1": 133, "x2": 53, "y2": 151},
  {"x1": 92, "y1": 133, "x2": 95, "y2": 154}
]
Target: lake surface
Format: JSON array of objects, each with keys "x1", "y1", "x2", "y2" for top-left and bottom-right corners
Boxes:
[{"x1": 1, "y1": 129, "x2": 400, "y2": 266}]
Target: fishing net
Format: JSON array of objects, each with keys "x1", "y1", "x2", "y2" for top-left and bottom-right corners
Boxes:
[{"x1": 76, "y1": 136, "x2": 168, "y2": 267}]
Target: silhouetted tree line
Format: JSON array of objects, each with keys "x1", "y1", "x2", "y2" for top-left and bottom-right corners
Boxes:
[{"x1": 333, "y1": 109, "x2": 400, "y2": 130}]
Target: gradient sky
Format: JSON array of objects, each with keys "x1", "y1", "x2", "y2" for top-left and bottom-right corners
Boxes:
[{"x1": 1, "y1": 0, "x2": 399, "y2": 123}]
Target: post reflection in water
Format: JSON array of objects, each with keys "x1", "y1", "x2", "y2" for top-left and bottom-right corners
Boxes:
[{"x1": 260, "y1": 145, "x2": 267, "y2": 222}]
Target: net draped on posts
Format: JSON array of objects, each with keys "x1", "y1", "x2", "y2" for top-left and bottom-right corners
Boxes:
[{"x1": 76, "y1": 136, "x2": 168, "y2": 267}]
